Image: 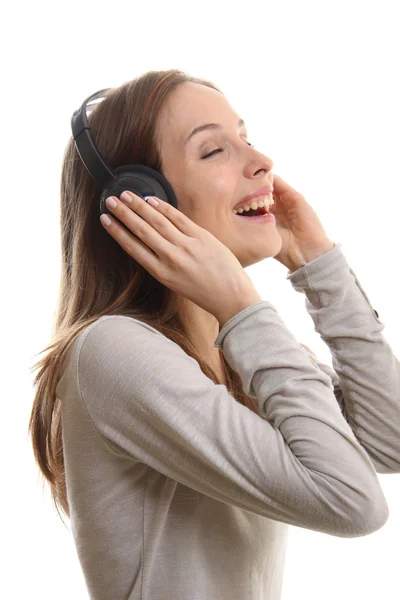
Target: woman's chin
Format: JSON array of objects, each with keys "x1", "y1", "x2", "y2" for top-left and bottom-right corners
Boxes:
[{"x1": 239, "y1": 235, "x2": 283, "y2": 268}]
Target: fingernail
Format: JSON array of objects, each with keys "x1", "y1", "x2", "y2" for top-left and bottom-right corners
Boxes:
[
  {"x1": 106, "y1": 197, "x2": 117, "y2": 209},
  {"x1": 121, "y1": 191, "x2": 132, "y2": 203},
  {"x1": 100, "y1": 214, "x2": 112, "y2": 227},
  {"x1": 146, "y1": 196, "x2": 159, "y2": 207}
]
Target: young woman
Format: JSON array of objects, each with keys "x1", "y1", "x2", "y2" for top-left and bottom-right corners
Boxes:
[{"x1": 29, "y1": 69, "x2": 397, "y2": 600}]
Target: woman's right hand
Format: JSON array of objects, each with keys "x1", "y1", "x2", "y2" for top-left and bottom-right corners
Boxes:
[{"x1": 100, "y1": 191, "x2": 262, "y2": 325}]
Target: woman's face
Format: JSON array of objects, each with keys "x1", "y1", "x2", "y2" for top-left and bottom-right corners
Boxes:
[{"x1": 156, "y1": 82, "x2": 283, "y2": 268}]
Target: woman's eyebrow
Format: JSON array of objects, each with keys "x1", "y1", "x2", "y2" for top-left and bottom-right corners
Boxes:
[{"x1": 184, "y1": 118, "x2": 245, "y2": 147}]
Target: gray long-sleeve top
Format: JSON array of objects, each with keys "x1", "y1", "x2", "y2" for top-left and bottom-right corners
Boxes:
[{"x1": 56, "y1": 242, "x2": 400, "y2": 600}]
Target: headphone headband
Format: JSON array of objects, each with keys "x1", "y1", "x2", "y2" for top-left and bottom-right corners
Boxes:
[{"x1": 71, "y1": 88, "x2": 114, "y2": 189}]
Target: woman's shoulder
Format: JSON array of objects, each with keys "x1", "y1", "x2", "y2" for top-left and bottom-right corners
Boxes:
[{"x1": 75, "y1": 314, "x2": 183, "y2": 359}]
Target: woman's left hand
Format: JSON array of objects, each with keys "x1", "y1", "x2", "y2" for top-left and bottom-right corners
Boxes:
[{"x1": 269, "y1": 174, "x2": 335, "y2": 273}]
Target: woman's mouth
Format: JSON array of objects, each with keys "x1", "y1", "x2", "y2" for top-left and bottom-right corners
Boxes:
[{"x1": 232, "y1": 193, "x2": 275, "y2": 223}]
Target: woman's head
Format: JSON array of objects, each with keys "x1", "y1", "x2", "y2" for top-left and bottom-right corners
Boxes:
[
  {"x1": 28, "y1": 69, "x2": 269, "y2": 523},
  {"x1": 155, "y1": 80, "x2": 282, "y2": 268}
]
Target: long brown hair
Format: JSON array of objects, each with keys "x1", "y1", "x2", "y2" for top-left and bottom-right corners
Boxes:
[{"x1": 28, "y1": 68, "x2": 267, "y2": 527}]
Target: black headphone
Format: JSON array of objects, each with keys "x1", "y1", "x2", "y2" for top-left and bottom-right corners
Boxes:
[{"x1": 70, "y1": 88, "x2": 179, "y2": 217}]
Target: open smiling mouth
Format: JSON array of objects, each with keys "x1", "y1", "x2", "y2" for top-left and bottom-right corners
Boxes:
[{"x1": 232, "y1": 194, "x2": 275, "y2": 222}]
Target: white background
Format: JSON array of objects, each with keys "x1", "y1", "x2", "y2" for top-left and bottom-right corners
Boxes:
[{"x1": 3, "y1": 0, "x2": 399, "y2": 598}]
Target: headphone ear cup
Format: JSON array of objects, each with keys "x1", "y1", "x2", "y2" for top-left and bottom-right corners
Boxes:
[{"x1": 99, "y1": 165, "x2": 178, "y2": 215}]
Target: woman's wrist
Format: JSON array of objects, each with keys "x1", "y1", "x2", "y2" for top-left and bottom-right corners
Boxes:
[{"x1": 215, "y1": 291, "x2": 263, "y2": 329}]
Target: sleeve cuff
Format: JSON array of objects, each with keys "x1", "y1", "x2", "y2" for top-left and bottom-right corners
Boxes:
[{"x1": 214, "y1": 300, "x2": 272, "y2": 349}]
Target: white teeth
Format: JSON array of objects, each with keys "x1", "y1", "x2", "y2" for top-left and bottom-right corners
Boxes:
[{"x1": 232, "y1": 193, "x2": 274, "y2": 215}]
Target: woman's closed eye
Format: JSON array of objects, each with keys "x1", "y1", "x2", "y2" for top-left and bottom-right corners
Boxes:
[{"x1": 201, "y1": 141, "x2": 255, "y2": 160}]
